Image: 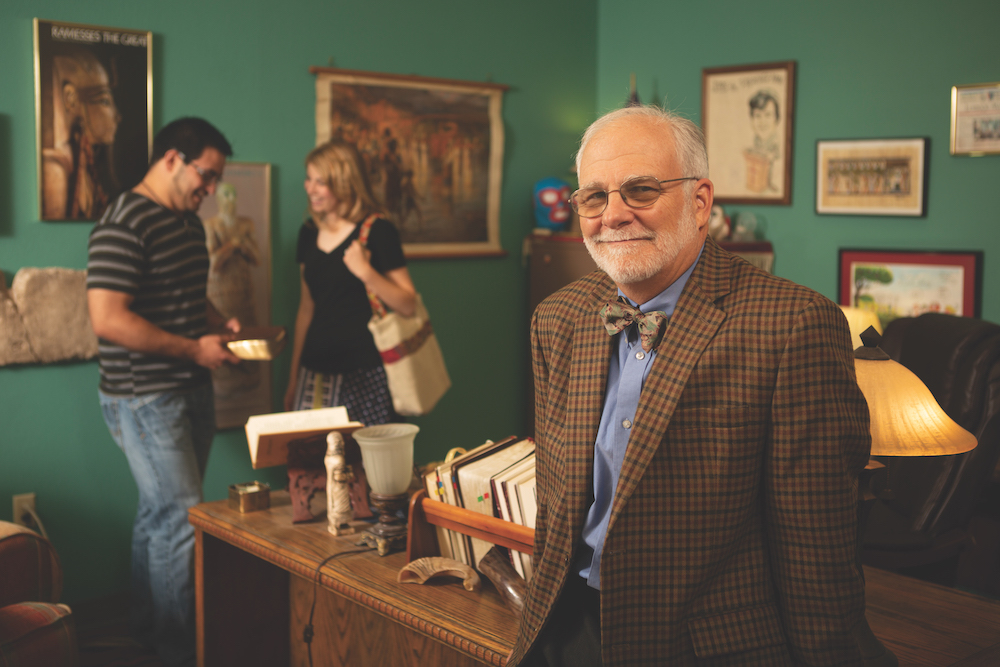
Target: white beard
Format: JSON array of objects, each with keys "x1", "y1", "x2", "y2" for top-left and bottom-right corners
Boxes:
[{"x1": 583, "y1": 204, "x2": 699, "y2": 286}]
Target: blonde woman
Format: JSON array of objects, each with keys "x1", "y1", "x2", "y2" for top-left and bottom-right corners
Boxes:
[{"x1": 284, "y1": 140, "x2": 416, "y2": 424}]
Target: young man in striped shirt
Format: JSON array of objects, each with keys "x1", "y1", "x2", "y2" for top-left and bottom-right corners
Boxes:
[{"x1": 87, "y1": 117, "x2": 239, "y2": 667}]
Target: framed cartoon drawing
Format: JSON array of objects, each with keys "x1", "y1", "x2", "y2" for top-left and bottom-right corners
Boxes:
[
  {"x1": 198, "y1": 162, "x2": 274, "y2": 429},
  {"x1": 33, "y1": 18, "x2": 152, "y2": 221},
  {"x1": 702, "y1": 61, "x2": 795, "y2": 205},
  {"x1": 312, "y1": 67, "x2": 507, "y2": 258},
  {"x1": 838, "y1": 248, "x2": 982, "y2": 330}
]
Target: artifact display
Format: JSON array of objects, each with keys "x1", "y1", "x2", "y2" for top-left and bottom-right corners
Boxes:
[{"x1": 325, "y1": 431, "x2": 355, "y2": 536}]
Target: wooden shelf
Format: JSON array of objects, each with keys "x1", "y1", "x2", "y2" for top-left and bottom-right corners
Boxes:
[{"x1": 407, "y1": 488, "x2": 535, "y2": 562}]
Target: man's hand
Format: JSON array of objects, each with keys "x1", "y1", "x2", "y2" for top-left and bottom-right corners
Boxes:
[{"x1": 194, "y1": 333, "x2": 241, "y2": 369}]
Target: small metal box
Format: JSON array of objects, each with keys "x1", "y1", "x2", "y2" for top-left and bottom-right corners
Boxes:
[{"x1": 228, "y1": 481, "x2": 271, "y2": 513}]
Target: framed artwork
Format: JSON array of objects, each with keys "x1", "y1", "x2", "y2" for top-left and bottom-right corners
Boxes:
[
  {"x1": 951, "y1": 82, "x2": 1000, "y2": 156},
  {"x1": 816, "y1": 138, "x2": 927, "y2": 216},
  {"x1": 702, "y1": 61, "x2": 795, "y2": 205},
  {"x1": 199, "y1": 162, "x2": 274, "y2": 429},
  {"x1": 311, "y1": 67, "x2": 507, "y2": 258},
  {"x1": 33, "y1": 18, "x2": 152, "y2": 221},
  {"x1": 838, "y1": 248, "x2": 982, "y2": 330}
]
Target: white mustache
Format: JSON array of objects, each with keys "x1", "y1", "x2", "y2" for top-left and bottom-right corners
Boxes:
[{"x1": 591, "y1": 229, "x2": 656, "y2": 243}]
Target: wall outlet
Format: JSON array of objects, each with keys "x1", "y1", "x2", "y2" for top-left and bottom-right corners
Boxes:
[{"x1": 12, "y1": 493, "x2": 36, "y2": 528}]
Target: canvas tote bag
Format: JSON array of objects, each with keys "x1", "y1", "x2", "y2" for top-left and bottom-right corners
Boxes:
[{"x1": 359, "y1": 215, "x2": 451, "y2": 416}]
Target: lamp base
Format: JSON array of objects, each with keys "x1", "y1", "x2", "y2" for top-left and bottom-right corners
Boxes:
[{"x1": 357, "y1": 492, "x2": 408, "y2": 556}]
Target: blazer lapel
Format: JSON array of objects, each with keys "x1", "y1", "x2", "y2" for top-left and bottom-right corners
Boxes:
[
  {"x1": 607, "y1": 239, "x2": 732, "y2": 532},
  {"x1": 564, "y1": 275, "x2": 618, "y2": 527}
]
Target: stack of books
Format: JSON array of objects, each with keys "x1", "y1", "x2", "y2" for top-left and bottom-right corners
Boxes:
[{"x1": 424, "y1": 436, "x2": 536, "y2": 579}]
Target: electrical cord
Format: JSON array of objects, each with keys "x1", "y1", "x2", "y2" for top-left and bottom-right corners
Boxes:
[
  {"x1": 303, "y1": 546, "x2": 375, "y2": 667},
  {"x1": 22, "y1": 506, "x2": 49, "y2": 539}
]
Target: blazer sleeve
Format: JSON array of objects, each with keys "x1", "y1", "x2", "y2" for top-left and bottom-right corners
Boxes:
[
  {"x1": 765, "y1": 295, "x2": 871, "y2": 665},
  {"x1": 529, "y1": 307, "x2": 550, "y2": 563}
]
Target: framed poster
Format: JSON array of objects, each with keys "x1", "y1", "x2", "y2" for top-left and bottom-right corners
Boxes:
[
  {"x1": 838, "y1": 249, "x2": 982, "y2": 330},
  {"x1": 702, "y1": 61, "x2": 795, "y2": 205},
  {"x1": 816, "y1": 138, "x2": 927, "y2": 216},
  {"x1": 33, "y1": 18, "x2": 152, "y2": 221},
  {"x1": 199, "y1": 162, "x2": 274, "y2": 429},
  {"x1": 311, "y1": 66, "x2": 507, "y2": 258},
  {"x1": 951, "y1": 82, "x2": 1000, "y2": 156}
]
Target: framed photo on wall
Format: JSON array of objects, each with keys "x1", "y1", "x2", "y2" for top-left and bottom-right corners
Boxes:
[
  {"x1": 311, "y1": 66, "x2": 507, "y2": 258},
  {"x1": 702, "y1": 61, "x2": 795, "y2": 205},
  {"x1": 33, "y1": 18, "x2": 152, "y2": 221},
  {"x1": 838, "y1": 248, "x2": 982, "y2": 330},
  {"x1": 951, "y1": 82, "x2": 1000, "y2": 156},
  {"x1": 816, "y1": 138, "x2": 927, "y2": 216},
  {"x1": 198, "y1": 162, "x2": 274, "y2": 429}
]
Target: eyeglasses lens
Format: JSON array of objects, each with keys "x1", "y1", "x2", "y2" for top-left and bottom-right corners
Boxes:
[{"x1": 571, "y1": 177, "x2": 663, "y2": 217}]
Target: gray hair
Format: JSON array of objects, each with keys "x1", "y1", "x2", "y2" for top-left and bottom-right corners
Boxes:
[{"x1": 575, "y1": 105, "x2": 709, "y2": 182}]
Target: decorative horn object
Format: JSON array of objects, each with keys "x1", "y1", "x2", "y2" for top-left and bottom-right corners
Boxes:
[
  {"x1": 477, "y1": 546, "x2": 526, "y2": 616},
  {"x1": 397, "y1": 557, "x2": 481, "y2": 592}
]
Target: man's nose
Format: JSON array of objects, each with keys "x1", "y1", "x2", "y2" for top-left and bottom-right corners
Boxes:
[{"x1": 601, "y1": 190, "x2": 633, "y2": 228}]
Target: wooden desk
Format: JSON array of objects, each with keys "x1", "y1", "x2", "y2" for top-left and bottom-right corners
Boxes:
[
  {"x1": 191, "y1": 492, "x2": 1000, "y2": 667},
  {"x1": 190, "y1": 491, "x2": 515, "y2": 667},
  {"x1": 864, "y1": 567, "x2": 1000, "y2": 666}
]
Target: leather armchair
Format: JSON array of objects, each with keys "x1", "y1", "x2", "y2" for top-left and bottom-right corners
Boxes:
[
  {"x1": 0, "y1": 521, "x2": 79, "y2": 667},
  {"x1": 861, "y1": 313, "x2": 1000, "y2": 580}
]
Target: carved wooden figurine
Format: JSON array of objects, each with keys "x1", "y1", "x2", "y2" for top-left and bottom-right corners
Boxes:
[{"x1": 325, "y1": 431, "x2": 355, "y2": 536}]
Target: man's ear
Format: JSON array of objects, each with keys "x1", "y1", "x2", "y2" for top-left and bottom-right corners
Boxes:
[
  {"x1": 692, "y1": 179, "x2": 715, "y2": 230},
  {"x1": 162, "y1": 148, "x2": 186, "y2": 172}
]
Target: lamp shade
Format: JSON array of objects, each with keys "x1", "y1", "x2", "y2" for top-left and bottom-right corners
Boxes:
[
  {"x1": 854, "y1": 356, "x2": 977, "y2": 457},
  {"x1": 353, "y1": 424, "x2": 418, "y2": 495}
]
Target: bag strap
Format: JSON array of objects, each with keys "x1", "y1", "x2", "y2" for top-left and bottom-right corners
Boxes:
[{"x1": 356, "y1": 213, "x2": 388, "y2": 319}]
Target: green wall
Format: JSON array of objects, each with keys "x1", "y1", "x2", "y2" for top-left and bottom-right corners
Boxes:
[
  {"x1": 3, "y1": 0, "x2": 997, "y2": 607},
  {"x1": 597, "y1": 0, "x2": 999, "y2": 323},
  {"x1": 0, "y1": 0, "x2": 597, "y2": 602}
]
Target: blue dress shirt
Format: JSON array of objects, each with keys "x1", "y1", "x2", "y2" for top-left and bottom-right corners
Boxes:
[{"x1": 576, "y1": 246, "x2": 703, "y2": 589}]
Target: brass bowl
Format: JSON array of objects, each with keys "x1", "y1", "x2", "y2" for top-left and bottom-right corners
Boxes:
[{"x1": 227, "y1": 326, "x2": 287, "y2": 360}]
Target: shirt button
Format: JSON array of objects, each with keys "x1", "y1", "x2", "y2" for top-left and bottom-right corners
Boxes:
[
  {"x1": 622, "y1": 419, "x2": 632, "y2": 429},
  {"x1": 635, "y1": 351, "x2": 645, "y2": 360}
]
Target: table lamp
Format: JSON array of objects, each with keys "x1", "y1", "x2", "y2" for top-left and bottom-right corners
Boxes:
[
  {"x1": 352, "y1": 423, "x2": 419, "y2": 556},
  {"x1": 851, "y1": 326, "x2": 977, "y2": 666},
  {"x1": 840, "y1": 306, "x2": 883, "y2": 350}
]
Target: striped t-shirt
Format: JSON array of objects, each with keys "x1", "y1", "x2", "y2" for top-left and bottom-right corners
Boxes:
[{"x1": 86, "y1": 191, "x2": 212, "y2": 396}]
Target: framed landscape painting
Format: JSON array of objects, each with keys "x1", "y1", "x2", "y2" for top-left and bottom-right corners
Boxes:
[
  {"x1": 838, "y1": 248, "x2": 982, "y2": 330},
  {"x1": 312, "y1": 66, "x2": 507, "y2": 258}
]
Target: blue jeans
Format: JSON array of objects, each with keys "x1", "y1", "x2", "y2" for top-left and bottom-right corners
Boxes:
[{"x1": 100, "y1": 384, "x2": 215, "y2": 667}]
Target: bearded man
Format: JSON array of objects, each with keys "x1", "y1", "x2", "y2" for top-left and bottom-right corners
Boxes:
[{"x1": 509, "y1": 106, "x2": 871, "y2": 666}]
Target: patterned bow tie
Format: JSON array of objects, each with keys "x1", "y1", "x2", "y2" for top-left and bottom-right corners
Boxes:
[{"x1": 599, "y1": 297, "x2": 668, "y2": 352}]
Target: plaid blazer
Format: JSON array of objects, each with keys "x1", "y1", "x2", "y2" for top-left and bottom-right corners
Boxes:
[{"x1": 512, "y1": 237, "x2": 870, "y2": 666}]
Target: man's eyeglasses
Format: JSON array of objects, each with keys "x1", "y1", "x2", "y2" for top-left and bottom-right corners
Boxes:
[
  {"x1": 176, "y1": 151, "x2": 221, "y2": 187},
  {"x1": 570, "y1": 176, "x2": 697, "y2": 218}
]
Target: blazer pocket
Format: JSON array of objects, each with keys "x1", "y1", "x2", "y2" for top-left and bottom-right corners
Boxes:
[{"x1": 687, "y1": 604, "x2": 787, "y2": 658}]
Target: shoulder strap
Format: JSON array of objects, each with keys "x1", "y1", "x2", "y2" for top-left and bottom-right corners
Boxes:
[
  {"x1": 357, "y1": 213, "x2": 387, "y2": 319},
  {"x1": 357, "y1": 213, "x2": 380, "y2": 247}
]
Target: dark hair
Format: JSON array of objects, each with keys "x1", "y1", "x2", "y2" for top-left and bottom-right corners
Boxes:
[
  {"x1": 748, "y1": 91, "x2": 780, "y2": 121},
  {"x1": 149, "y1": 117, "x2": 232, "y2": 168}
]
